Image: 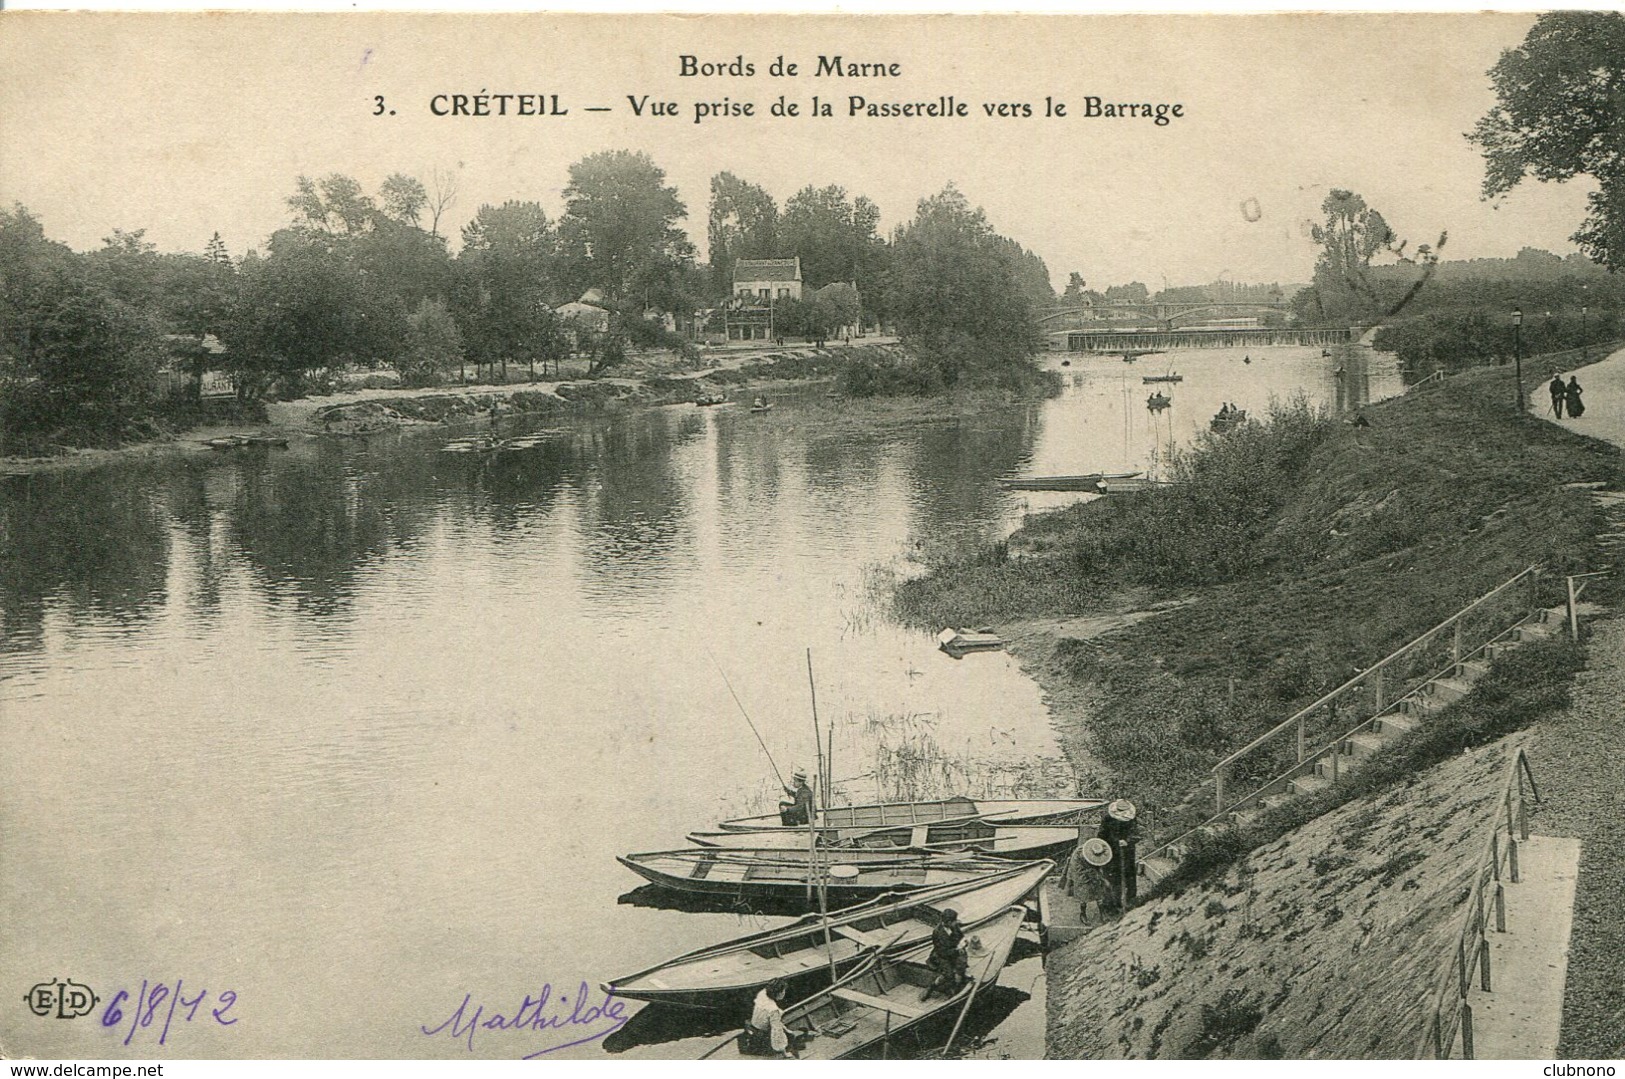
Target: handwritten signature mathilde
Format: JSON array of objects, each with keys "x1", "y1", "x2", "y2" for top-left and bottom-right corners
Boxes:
[{"x1": 421, "y1": 983, "x2": 629, "y2": 1059}]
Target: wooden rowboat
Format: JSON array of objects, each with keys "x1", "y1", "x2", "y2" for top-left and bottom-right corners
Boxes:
[
  {"x1": 690, "y1": 821, "x2": 1084, "y2": 862},
  {"x1": 616, "y1": 847, "x2": 1008, "y2": 902},
  {"x1": 700, "y1": 906, "x2": 1028, "y2": 1059},
  {"x1": 716, "y1": 796, "x2": 1105, "y2": 834},
  {"x1": 998, "y1": 472, "x2": 1141, "y2": 492},
  {"x1": 602, "y1": 859, "x2": 1052, "y2": 1008}
]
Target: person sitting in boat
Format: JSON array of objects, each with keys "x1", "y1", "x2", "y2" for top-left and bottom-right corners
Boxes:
[
  {"x1": 778, "y1": 770, "x2": 814, "y2": 826},
  {"x1": 921, "y1": 907, "x2": 968, "y2": 1001},
  {"x1": 1097, "y1": 799, "x2": 1139, "y2": 908},
  {"x1": 741, "y1": 980, "x2": 794, "y2": 1057}
]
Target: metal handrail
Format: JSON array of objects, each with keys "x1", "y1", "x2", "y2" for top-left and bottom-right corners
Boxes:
[
  {"x1": 1417, "y1": 745, "x2": 1539, "y2": 1059},
  {"x1": 1213, "y1": 566, "x2": 1537, "y2": 774},
  {"x1": 1138, "y1": 569, "x2": 1543, "y2": 868}
]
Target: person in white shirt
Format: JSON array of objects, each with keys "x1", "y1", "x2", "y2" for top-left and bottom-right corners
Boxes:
[{"x1": 743, "y1": 979, "x2": 792, "y2": 1057}]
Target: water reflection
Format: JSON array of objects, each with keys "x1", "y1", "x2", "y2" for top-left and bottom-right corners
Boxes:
[{"x1": 0, "y1": 347, "x2": 1395, "y2": 1060}]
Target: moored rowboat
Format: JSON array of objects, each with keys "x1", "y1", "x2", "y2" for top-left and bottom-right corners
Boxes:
[
  {"x1": 616, "y1": 847, "x2": 1009, "y2": 902},
  {"x1": 690, "y1": 821, "x2": 1084, "y2": 862},
  {"x1": 716, "y1": 796, "x2": 1105, "y2": 833},
  {"x1": 700, "y1": 905, "x2": 1028, "y2": 1059},
  {"x1": 602, "y1": 859, "x2": 1052, "y2": 1008}
]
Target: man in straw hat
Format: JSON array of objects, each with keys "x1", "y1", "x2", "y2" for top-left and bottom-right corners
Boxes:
[
  {"x1": 778, "y1": 768, "x2": 815, "y2": 826},
  {"x1": 1069, "y1": 836, "x2": 1116, "y2": 923},
  {"x1": 1097, "y1": 798, "x2": 1139, "y2": 907}
]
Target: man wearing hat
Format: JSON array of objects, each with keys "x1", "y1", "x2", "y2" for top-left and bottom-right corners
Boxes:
[
  {"x1": 1097, "y1": 799, "x2": 1139, "y2": 907},
  {"x1": 778, "y1": 769, "x2": 815, "y2": 827},
  {"x1": 1069, "y1": 837, "x2": 1116, "y2": 923},
  {"x1": 921, "y1": 907, "x2": 968, "y2": 1001}
]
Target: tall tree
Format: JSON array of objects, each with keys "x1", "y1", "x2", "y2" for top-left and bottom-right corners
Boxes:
[
  {"x1": 456, "y1": 200, "x2": 558, "y2": 380},
  {"x1": 379, "y1": 173, "x2": 429, "y2": 227},
  {"x1": 883, "y1": 185, "x2": 1043, "y2": 385},
  {"x1": 780, "y1": 184, "x2": 884, "y2": 292},
  {"x1": 557, "y1": 150, "x2": 694, "y2": 306},
  {"x1": 0, "y1": 206, "x2": 164, "y2": 444},
  {"x1": 707, "y1": 172, "x2": 779, "y2": 297},
  {"x1": 1469, "y1": 12, "x2": 1625, "y2": 270},
  {"x1": 1307, "y1": 189, "x2": 1445, "y2": 323}
]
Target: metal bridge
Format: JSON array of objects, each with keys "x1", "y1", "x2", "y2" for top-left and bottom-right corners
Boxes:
[{"x1": 1038, "y1": 300, "x2": 1291, "y2": 330}]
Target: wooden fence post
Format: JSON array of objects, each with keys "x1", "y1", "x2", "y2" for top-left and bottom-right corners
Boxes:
[
  {"x1": 1568, "y1": 576, "x2": 1579, "y2": 640},
  {"x1": 1296, "y1": 713, "x2": 1306, "y2": 764},
  {"x1": 1479, "y1": 932, "x2": 1492, "y2": 992},
  {"x1": 1452, "y1": 620, "x2": 1463, "y2": 665},
  {"x1": 1461, "y1": 1002, "x2": 1475, "y2": 1060},
  {"x1": 1214, "y1": 767, "x2": 1225, "y2": 816},
  {"x1": 1508, "y1": 835, "x2": 1520, "y2": 884},
  {"x1": 1372, "y1": 667, "x2": 1386, "y2": 714},
  {"x1": 1494, "y1": 882, "x2": 1507, "y2": 933}
]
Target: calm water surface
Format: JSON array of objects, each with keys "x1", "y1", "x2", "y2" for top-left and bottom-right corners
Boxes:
[{"x1": 0, "y1": 345, "x2": 1399, "y2": 1060}]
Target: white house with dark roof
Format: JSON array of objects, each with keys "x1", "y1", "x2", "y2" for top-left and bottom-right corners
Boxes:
[{"x1": 733, "y1": 258, "x2": 803, "y2": 303}]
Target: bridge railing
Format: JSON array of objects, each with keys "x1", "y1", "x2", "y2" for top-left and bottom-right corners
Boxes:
[{"x1": 1417, "y1": 746, "x2": 1540, "y2": 1059}]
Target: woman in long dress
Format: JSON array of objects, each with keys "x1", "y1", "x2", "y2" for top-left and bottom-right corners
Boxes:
[{"x1": 1566, "y1": 376, "x2": 1586, "y2": 419}]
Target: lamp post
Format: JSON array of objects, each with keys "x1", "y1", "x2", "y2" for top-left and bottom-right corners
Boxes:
[
  {"x1": 1581, "y1": 283, "x2": 1589, "y2": 365},
  {"x1": 1512, "y1": 308, "x2": 1524, "y2": 411}
]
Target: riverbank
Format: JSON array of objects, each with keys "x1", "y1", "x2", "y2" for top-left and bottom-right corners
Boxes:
[
  {"x1": 898, "y1": 352, "x2": 1622, "y2": 815},
  {"x1": 0, "y1": 342, "x2": 885, "y2": 476}
]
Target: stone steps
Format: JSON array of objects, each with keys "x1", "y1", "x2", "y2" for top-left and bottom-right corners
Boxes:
[{"x1": 1133, "y1": 599, "x2": 1592, "y2": 898}]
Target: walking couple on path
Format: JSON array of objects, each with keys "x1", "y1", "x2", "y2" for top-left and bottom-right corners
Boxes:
[{"x1": 1549, "y1": 374, "x2": 1586, "y2": 420}]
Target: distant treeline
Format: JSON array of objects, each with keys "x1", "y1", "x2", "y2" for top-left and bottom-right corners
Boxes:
[{"x1": 0, "y1": 154, "x2": 1057, "y2": 451}]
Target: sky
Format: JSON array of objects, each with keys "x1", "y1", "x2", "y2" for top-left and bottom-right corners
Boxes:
[{"x1": 0, "y1": 12, "x2": 1597, "y2": 291}]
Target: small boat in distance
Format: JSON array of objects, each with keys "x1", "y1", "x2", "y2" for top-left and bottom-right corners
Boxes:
[
  {"x1": 1142, "y1": 374, "x2": 1183, "y2": 384},
  {"x1": 716, "y1": 796, "x2": 1105, "y2": 833},
  {"x1": 998, "y1": 472, "x2": 1142, "y2": 492},
  {"x1": 1210, "y1": 406, "x2": 1249, "y2": 433},
  {"x1": 1146, "y1": 393, "x2": 1171, "y2": 412},
  {"x1": 203, "y1": 433, "x2": 289, "y2": 450},
  {"x1": 602, "y1": 860, "x2": 1052, "y2": 1008},
  {"x1": 700, "y1": 906, "x2": 1028, "y2": 1059}
]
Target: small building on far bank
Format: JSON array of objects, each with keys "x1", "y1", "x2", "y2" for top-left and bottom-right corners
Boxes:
[{"x1": 733, "y1": 258, "x2": 802, "y2": 303}]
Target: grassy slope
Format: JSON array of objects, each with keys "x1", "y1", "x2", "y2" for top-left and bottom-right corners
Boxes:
[{"x1": 895, "y1": 362, "x2": 1620, "y2": 813}]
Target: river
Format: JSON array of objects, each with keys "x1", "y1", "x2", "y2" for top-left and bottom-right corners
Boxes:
[{"x1": 0, "y1": 344, "x2": 1400, "y2": 1061}]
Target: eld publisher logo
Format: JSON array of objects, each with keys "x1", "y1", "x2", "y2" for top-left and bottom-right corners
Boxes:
[{"x1": 25, "y1": 978, "x2": 99, "y2": 1018}]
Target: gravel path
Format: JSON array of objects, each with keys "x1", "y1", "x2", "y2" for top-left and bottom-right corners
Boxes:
[
  {"x1": 1526, "y1": 364, "x2": 1625, "y2": 1058},
  {"x1": 1526, "y1": 611, "x2": 1625, "y2": 1058}
]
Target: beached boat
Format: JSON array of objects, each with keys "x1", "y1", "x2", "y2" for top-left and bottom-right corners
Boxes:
[
  {"x1": 690, "y1": 820, "x2": 1084, "y2": 861},
  {"x1": 935, "y1": 628, "x2": 1005, "y2": 656},
  {"x1": 602, "y1": 860, "x2": 1052, "y2": 1008},
  {"x1": 617, "y1": 847, "x2": 1008, "y2": 902},
  {"x1": 716, "y1": 796, "x2": 1104, "y2": 833},
  {"x1": 998, "y1": 472, "x2": 1141, "y2": 492},
  {"x1": 700, "y1": 906, "x2": 1028, "y2": 1059}
]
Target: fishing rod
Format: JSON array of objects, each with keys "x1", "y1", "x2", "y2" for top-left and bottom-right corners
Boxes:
[{"x1": 706, "y1": 647, "x2": 786, "y2": 790}]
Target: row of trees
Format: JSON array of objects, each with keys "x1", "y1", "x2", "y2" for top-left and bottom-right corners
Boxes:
[{"x1": 2, "y1": 151, "x2": 1061, "y2": 446}]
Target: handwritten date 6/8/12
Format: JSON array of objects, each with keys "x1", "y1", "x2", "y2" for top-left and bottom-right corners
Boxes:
[{"x1": 101, "y1": 980, "x2": 238, "y2": 1047}]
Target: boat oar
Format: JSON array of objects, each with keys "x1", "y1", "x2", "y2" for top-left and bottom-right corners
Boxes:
[{"x1": 940, "y1": 975, "x2": 982, "y2": 1059}]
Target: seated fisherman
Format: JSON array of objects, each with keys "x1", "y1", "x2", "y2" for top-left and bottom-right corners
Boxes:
[{"x1": 778, "y1": 769, "x2": 814, "y2": 827}]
